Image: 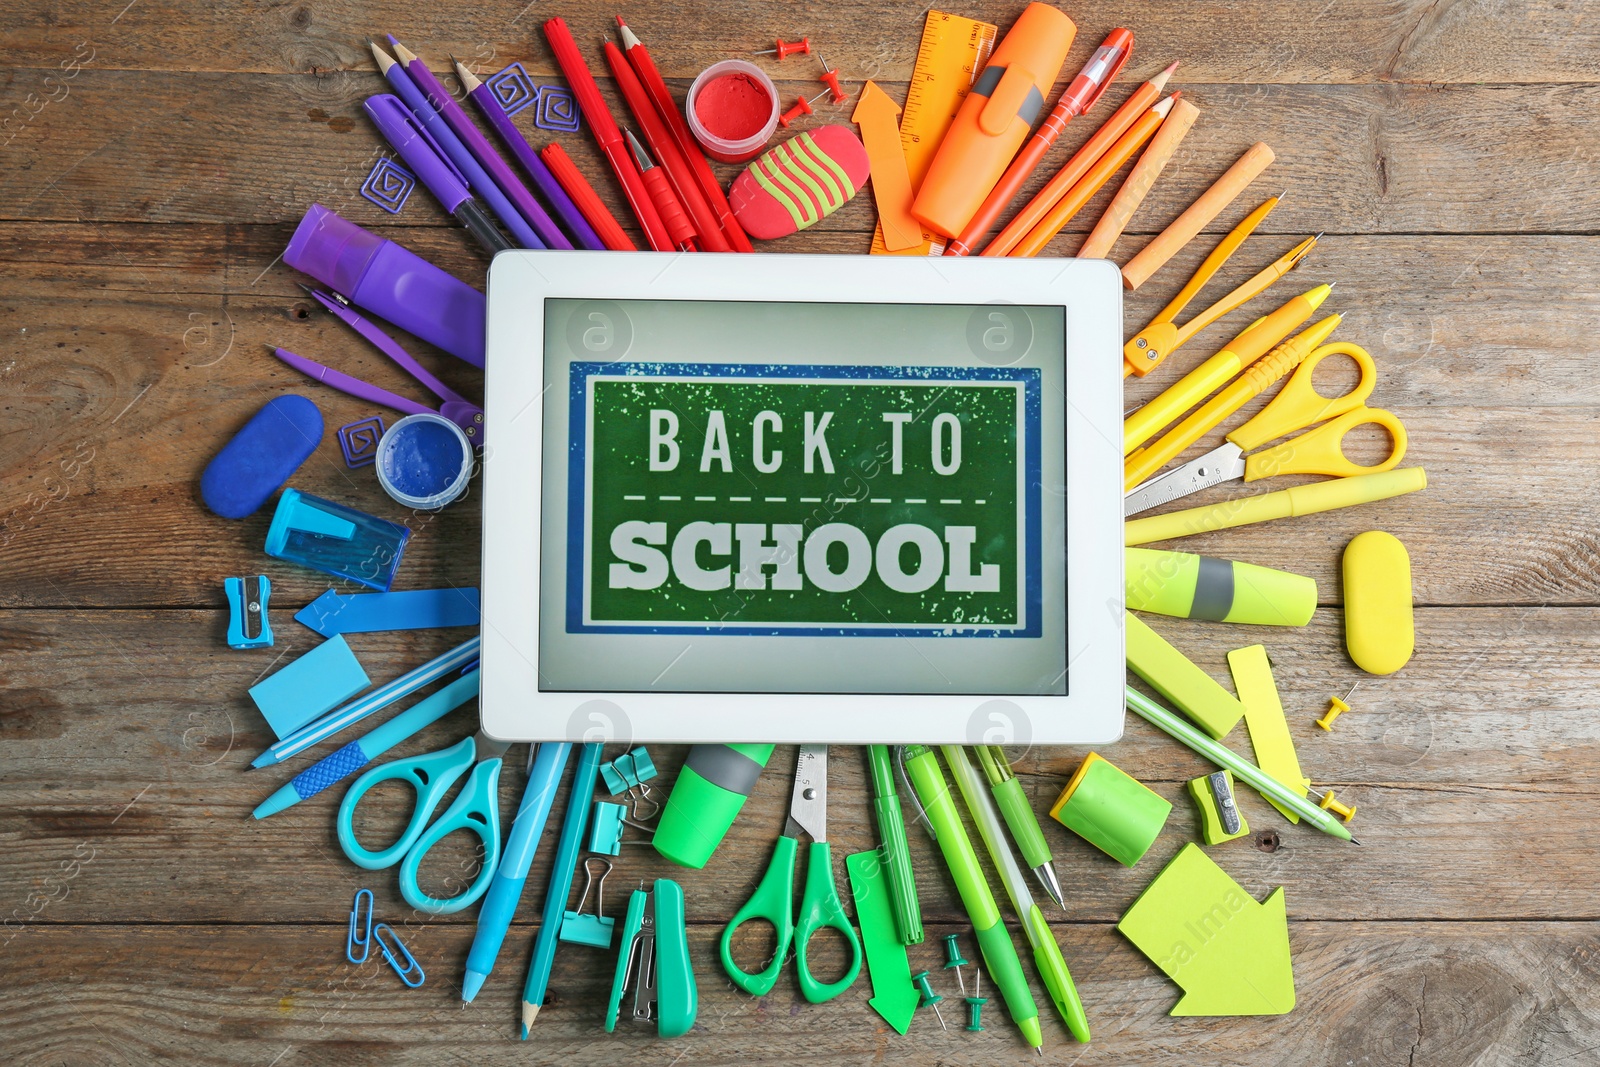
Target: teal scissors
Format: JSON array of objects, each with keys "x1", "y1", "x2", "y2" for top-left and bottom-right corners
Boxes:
[
  {"x1": 337, "y1": 731, "x2": 509, "y2": 914},
  {"x1": 719, "y1": 745, "x2": 862, "y2": 1003}
]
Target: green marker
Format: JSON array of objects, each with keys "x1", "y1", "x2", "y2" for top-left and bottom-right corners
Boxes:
[
  {"x1": 945, "y1": 746, "x2": 1090, "y2": 1043},
  {"x1": 973, "y1": 745, "x2": 1064, "y2": 908},
  {"x1": 654, "y1": 744, "x2": 776, "y2": 868},
  {"x1": 902, "y1": 745, "x2": 1043, "y2": 1052},
  {"x1": 866, "y1": 744, "x2": 922, "y2": 945}
]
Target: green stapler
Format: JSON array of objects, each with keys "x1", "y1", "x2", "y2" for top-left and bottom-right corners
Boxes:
[{"x1": 606, "y1": 878, "x2": 697, "y2": 1038}]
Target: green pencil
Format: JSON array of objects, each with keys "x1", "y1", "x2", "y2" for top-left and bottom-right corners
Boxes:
[{"x1": 1124, "y1": 687, "x2": 1358, "y2": 843}]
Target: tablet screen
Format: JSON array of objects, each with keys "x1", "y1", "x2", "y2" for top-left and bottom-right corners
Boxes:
[{"x1": 538, "y1": 298, "x2": 1067, "y2": 696}]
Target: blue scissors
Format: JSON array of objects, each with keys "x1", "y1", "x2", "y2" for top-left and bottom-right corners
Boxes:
[{"x1": 337, "y1": 730, "x2": 510, "y2": 914}]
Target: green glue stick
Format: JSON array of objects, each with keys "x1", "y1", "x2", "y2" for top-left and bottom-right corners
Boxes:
[
  {"x1": 654, "y1": 744, "x2": 775, "y2": 869},
  {"x1": 1125, "y1": 548, "x2": 1316, "y2": 626},
  {"x1": 903, "y1": 745, "x2": 1043, "y2": 1051}
]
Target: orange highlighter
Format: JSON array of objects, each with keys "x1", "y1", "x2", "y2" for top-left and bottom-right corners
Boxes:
[{"x1": 910, "y1": 2, "x2": 1076, "y2": 239}]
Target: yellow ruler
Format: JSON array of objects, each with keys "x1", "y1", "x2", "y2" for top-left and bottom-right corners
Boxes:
[{"x1": 870, "y1": 10, "x2": 997, "y2": 256}]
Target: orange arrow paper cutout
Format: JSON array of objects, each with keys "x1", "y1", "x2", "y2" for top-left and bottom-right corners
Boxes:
[{"x1": 853, "y1": 82, "x2": 921, "y2": 252}]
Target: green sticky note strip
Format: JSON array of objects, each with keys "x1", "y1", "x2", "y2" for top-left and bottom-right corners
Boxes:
[
  {"x1": 1118, "y1": 843, "x2": 1294, "y2": 1016},
  {"x1": 845, "y1": 849, "x2": 919, "y2": 1035},
  {"x1": 1126, "y1": 613, "x2": 1246, "y2": 739},
  {"x1": 1228, "y1": 644, "x2": 1310, "y2": 824}
]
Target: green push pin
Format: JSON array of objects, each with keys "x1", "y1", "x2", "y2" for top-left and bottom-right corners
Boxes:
[
  {"x1": 941, "y1": 932, "x2": 970, "y2": 994},
  {"x1": 911, "y1": 970, "x2": 947, "y2": 1030},
  {"x1": 964, "y1": 969, "x2": 988, "y2": 1032}
]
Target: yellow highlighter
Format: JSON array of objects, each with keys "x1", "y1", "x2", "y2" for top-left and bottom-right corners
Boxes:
[
  {"x1": 1123, "y1": 283, "x2": 1332, "y2": 456},
  {"x1": 1124, "y1": 313, "x2": 1342, "y2": 491}
]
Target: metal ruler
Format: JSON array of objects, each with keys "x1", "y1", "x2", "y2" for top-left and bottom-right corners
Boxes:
[{"x1": 869, "y1": 10, "x2": 997, "y2": 256}]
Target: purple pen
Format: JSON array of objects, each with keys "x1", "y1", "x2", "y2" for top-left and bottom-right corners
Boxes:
[
  {"x1": 284, "y1": 203, "x2": 486, "y2": 367},
  {"x1": 363, "y1": 94, "x2": 512, "y2": 255},
  {"x1": 370, "y1": 41, "x2": 545, "y2": 250},
  {"x1": 453, "y1": 59, "x2": 606, "y2": 251},
  {"x1": 390, "y1": 39, "x2": 574, "y2": 251},
  {"x1": 270, "y1": 347, "x2": 435, "y2": 416}
]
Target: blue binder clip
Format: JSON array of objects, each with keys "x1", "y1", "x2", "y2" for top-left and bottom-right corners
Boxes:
[
  {"x1": 589, "y1": 801, "x2": 627, "y2": 856},
  {"x1": 600, "y1": 747, "x2": 658, "y2": 795},
  {"x1": 346, "y1": 887, "x2": 374, "y2": 963},
  {"x1": 225, "y1": 575, "x2": 274, "y2": 649},
  {"x1": 373, "y1": 922, "x2": 425, "y2": 987}
]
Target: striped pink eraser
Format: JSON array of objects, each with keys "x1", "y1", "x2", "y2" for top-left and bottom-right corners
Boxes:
[{"x1": 728, "y1": 125, "x2": 869, "y2": 241}]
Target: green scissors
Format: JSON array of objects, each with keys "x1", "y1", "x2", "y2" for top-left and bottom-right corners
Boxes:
[
  {"x1": 719, "y1": 745, "x2": 863, "y2": 1003},
  {"x1": 336, "y1": 731, "x2": 510, "y2": 915}
]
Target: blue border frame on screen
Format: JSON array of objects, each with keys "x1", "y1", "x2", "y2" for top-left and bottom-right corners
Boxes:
[{"x1": 563, "y1": 360, "x2": 1045, "y2": 638}]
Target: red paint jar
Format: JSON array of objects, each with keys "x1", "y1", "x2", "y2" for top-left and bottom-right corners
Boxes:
[{"x1": 685, "y1": 60, "x2": 779, "y2": 163}]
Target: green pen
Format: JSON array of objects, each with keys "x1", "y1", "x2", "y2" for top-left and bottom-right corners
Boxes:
[
  {"x1": 974, "y1": 745, "x2": 1065, "y2": 908},
  {"x1": 944, "y1": 746, "x2": 1090, "y2": 1042},
  {"x1": 866, "y1": 744, "x2": 923, "y2": 945},
  {"x1": 902, "y1": 745, "x2": 1043, "y2": 1052}
]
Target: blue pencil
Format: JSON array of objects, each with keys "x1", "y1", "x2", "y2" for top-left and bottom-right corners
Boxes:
[
  {"x1": 462, "y1": 741, "x2": 572, "y2": 1001},
  {"x1": 520, "y1": 742, "x2": 604, "y2": 1037},
  {"x1": 251, "y1": 669, "x2": 480, "y2": 819}
]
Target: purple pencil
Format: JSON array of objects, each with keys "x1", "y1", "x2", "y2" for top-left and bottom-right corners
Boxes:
[
  {"x1": 453, "y1": 59, "x2": 606, "y2": 251},
  {"x1": 390, "y1": 38, "x2": 574, "y2": 250}
]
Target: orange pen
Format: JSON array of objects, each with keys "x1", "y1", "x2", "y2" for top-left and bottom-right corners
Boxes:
[
  {"x1": 983, "y1": 61, "x2": 1176, "y2": 258},
  {"x1": 946, "y1": 28, "x2": 1131, "y2": 257},
  {"x1": 1009, "y1": 94, "x2": 1176, "y2": 258}
]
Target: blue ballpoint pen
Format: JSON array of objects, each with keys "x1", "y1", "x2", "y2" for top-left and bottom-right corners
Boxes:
[
  {"x1": 251, "y1": 667, "x2": 480, "y2": 819},
  {"x1": 368, "y1": 41, "x2": 545, "y2": 250},
  {"x1": 521, "y1": 742, "x2": 604, "y2": 1037},
  {"x1": 462, "y1": 741, "x2": 573, "y2": 1002}
]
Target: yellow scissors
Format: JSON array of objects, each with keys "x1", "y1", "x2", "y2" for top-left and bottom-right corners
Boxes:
[{"x1": 1124, "y1": 341, "x2": 1407, "y2": 515}]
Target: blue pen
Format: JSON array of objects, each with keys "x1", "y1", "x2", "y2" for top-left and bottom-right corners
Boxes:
[
  {"x1": 462, "y1": 741, "x2": 573, "y2": 1002},
  {"x1": 251, "y1": 636, "x2": 481, "y2": 768},
  {"x1": 521, "y1": 742, "x2": 604, "y2": 1037},
  {"x1": 252, "y1": 668, "x2": 480, "y2": 818},
  {"x1": 368, "y1": 41, "x2": 545, "y2": 250}
]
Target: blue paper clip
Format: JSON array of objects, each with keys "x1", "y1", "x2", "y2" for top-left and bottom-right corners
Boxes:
[
  {"x1": 373, "y1": 922, "x2": 425, "y2": 987},
  {"x1": 346, "y1": 888, "x2": 374, "y2": 963}
]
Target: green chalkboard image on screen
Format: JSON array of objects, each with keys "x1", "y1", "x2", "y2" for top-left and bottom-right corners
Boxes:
[{"x1": 567, "y1": 363, "x2": 1043, "y2": 637}]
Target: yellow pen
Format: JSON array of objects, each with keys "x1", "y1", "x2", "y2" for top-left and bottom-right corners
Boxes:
[
  {"x1": 1124, "y1": 314, "x2": 1342, "y2": 490},
  {"x1": 1123, "y1": 283, "x2": 1333, "y2": 456}
]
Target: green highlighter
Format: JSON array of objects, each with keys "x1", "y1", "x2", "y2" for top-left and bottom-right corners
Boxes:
[
  {"x1": 654, "y1": 744, "x2": 776, "y2": 868},
  {"x1": 903, "y1": 745, "x2": 1043, "y2": 1052}
]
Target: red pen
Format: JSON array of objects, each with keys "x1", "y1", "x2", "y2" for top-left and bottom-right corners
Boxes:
[
  {"x1": 625, "y1": 130, "x2": 696, "y2": 251},
  {"x1": 540, "y1": 142, "x2": 636, "y2": 251},
  {"x1": 542, "y1": 17, "x2": 673, "y2": 251}
]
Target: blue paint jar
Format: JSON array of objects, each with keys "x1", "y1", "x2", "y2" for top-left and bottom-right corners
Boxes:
[{"x1": 375, "y1": 413, "x2": 474, "y2": 510}]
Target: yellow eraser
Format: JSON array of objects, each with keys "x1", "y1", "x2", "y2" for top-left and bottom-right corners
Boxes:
[{"x1": 1342, "y1": 530, "x2": 1414, "y2": 674}]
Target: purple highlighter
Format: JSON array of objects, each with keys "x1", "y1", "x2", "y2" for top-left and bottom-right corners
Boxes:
[{"x1": 284, "y1": 204, "x2": 486, "y2": 367}]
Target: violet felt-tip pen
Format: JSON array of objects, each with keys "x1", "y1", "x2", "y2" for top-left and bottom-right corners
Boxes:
[
  {"x1": 369, "y1": 41, "x2": 544, "y2": 250},
  {"x1": 390, "y1": 40, "x2": 573, "y2": 251},
  {"x1": 462, "y1": 741, "x2": 572, "y2": 1002},
  {"x1": 362, "y1": 94, "x2": 511, "y2": 254},
  {"x1": 453, "y1": 59, "x2": 605, "y2": 250}
]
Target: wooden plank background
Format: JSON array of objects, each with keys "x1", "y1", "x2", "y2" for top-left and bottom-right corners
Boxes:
[{"x1": 3, "y1": 1, "x2": 1598, "y2": 1064}]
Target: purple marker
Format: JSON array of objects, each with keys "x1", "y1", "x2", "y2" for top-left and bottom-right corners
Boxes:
[
  {"x1": 453, "y1": 59, "x2": 606, "y2": 251},
  {"x1": 390, "y1": 39, "x2": 574, "y2": 251},
  {"x1": 370, "y1": 41, "x2": 545, "y2": 250},
  {"x1": 363, "y1": 95, "x2": 511, "y2": 254},
  {"x1": 284, "y1": 204, "x2": 486, "y2": 367}
]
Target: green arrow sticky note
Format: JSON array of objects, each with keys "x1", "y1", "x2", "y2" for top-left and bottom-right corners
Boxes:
[
  {"x1": 846, "y1": 849, "x2": 920, "y2": 1034},
  {"x1": 1117, "y1": 843, "x2": 1295, "y2": 1016}
]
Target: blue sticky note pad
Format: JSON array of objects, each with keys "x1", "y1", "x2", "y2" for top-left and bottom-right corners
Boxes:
[
  {"x1": 248, "y1": 634, "x2": 371, "y2": 739},
  {"x1": 295, "y1": 588, "x2": 482, "y2": 637}
]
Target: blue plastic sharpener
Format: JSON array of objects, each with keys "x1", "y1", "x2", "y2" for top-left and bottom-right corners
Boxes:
[
  {"x1": 225, "y1": 575, "x2": 274, "y2": 649},
  {"x1": 265, "y1": 488, "x2": 410, "y2": 592}
]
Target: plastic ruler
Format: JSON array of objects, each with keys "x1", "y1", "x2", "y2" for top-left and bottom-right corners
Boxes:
[{"x1": 869, "y1": 10, "x2": 997, "y2": 256}]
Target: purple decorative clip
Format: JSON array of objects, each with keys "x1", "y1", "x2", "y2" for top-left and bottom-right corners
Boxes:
[
  {"x1": 360, "y1": 157, "x2": 416, "y2": 215},
  {"x1": 339, "y1": 416, "x2": 386, "y2": 468},
  {"x1": 485, "y1": 62, "x2": 536, "y2": 117},
  {"x1": 534, "y1": 85, "x2": 581, "y2": 132}
]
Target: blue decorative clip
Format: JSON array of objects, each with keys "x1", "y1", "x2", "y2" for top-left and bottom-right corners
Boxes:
[
  {"x1": 346, "y1": 887, "x2": 374, "y2": 963},
  {"x1": 360, "y1": 157, "x2": 416, "y2": 215},
  {"x1": 225, "y1": 575, "x2": 274, "y2": 649},
  {"x1": 534, "y1": 84, "x2": 580, "y2": 132},
  {"x1": 485, "y1": 62, "x2": 536, "y2": 117},
  {"x1": 373, "y1": 922, "x2": 425, "y2": 987}
]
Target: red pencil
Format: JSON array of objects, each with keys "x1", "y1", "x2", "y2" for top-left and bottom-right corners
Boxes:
[
  {"x1": 602, "y1": 40, "x2": 727, "y2": 251},
  {"x1": 540, "y1": 142, "x2": 636, "y2": 251},
  {"x1": 617, "y1": 17, "x2": 754, "y2": 253},
  {"x1": 542, "y1": 17, "x2": 673, "y2": 251}
]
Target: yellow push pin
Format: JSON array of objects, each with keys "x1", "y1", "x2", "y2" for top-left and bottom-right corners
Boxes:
[
  {"x1": 1316, "y1": 683, "x2": 1360, "y2": 730},
  {"x1": 1319, "y1": 790, "x2": 1357, "y2": 822}
]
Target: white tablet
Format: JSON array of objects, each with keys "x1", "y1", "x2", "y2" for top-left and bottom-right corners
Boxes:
[{"x1": 479, "y1": 251, "x2": 1124, "y2": 745}]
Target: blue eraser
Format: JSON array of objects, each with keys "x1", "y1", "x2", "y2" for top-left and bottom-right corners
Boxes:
[
  {"x1": 247, "y1": 633, "x2": 371, "y2": 739},
  {"x1": 202, "y1": 395, "x2": 324, "y2": 519}
]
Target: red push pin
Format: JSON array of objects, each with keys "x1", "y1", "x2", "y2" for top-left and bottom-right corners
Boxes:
[
  {"x1": 779, "y1": 89, "x2": 831, "y2": 128},
  {"x1": 756, "y1": 36, "x2": 812, "y2": 60},
  {"x1": 816, "y1": 57, "x2": 849, "y2": 105}
]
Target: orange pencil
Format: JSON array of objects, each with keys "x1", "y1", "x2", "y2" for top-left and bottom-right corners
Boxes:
[
  {"x1": 983, "y1": 61, "x2": 1176, "y2": 258},
  {"x1": 1009, "y1": 95, "x2": 1176, "y2": 258},
  {"x1": 945, "y1": 27, "x2": 1132, "y2": 257}
]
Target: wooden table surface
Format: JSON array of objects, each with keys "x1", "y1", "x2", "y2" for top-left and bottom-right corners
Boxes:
[{"x1": 5, "y1": 1, "x2": 1600, "y2": 1063}]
